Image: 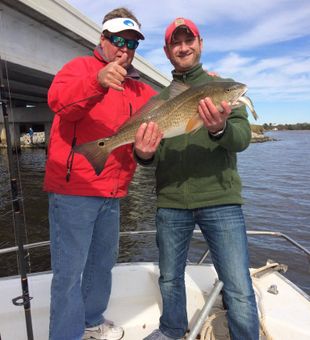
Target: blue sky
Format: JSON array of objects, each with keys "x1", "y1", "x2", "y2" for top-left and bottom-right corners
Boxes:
[{"x1": 65, "y1": 0, "x2": 310, "y2": 125}]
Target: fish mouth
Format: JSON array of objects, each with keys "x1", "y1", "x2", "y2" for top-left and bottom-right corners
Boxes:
[{"x1": 230, "y1": 86, "x2": 248, "y2": 107}]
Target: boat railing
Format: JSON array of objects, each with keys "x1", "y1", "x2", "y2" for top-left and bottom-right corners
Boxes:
[
  {"x1": 197, "y1": 230, "x2": 310, "y2": 265},
  {"x1": 1, "y1": 230, "x2": 309, "y2": 264}
]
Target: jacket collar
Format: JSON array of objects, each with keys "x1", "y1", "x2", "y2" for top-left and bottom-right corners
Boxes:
[
  {"x1": 172, "y1": 63, "x2": 204, "y2": 82},
  {"x1": 94, "y1": 45, "x2": 140, "y2": 80}
]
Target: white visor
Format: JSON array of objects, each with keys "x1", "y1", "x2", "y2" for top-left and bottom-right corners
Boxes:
[{"x1": 102, "y1": 18, "x2": 144, "y2": 40}]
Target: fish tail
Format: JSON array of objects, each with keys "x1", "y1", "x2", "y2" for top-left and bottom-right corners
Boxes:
[
  {"x1": 73, "y1": 138, "x2": 112, "y2": 176},
  {"x1": 252, "y1": 110, "x2": 258, "y2": 120}
]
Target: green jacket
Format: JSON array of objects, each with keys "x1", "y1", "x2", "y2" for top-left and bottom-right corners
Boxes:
[{"x1": 139, "y1": 63, "x2": 251, "y2": 209}]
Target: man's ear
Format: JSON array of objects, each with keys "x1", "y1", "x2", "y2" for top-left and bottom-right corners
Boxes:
[
  {"x1": 100, "y1": 33, "x2": 105, "y2": 44},
  {"x1": 163, "y1": 45, "x2": 170, "y2": 59}
]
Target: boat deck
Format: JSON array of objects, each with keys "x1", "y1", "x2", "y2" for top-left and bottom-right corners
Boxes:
[
  {"x1": 1, "y1": 262, "x2": 310, "y2": 339},
  {"x1": 0, "y1": 263, "x2": 218, "y2": 339}
]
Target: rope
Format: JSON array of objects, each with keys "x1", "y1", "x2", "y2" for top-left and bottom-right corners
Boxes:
[
  {"x1": 198, "y1": 308, "x2": 272, "y2": 340},
  {"x1": 194, "y1": 263, "x2": 281, "y2": 340}
]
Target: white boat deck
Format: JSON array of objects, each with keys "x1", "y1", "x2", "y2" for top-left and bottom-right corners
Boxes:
[
  {"x1": 0, "y1": 262, "x2": 309, "y2": 339},
  {"x1": 251, "y1": 270, "x2": 310, "y2": 340},
  {"x1": 0, "y1": 263, "x2": 218, "y2": 339}
]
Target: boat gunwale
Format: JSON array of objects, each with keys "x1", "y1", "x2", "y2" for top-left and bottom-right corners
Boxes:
[{"x1": 271, "y1": 270, "x2": 310, "y2": 302}]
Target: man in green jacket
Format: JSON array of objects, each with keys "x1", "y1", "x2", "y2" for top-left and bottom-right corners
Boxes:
[{"x1": 134, "y1": 18, "x2": 259, "y2": 340}]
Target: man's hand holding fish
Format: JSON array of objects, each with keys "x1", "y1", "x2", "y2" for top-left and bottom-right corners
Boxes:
[
  {"x1": 134, "y1": 122, "x2": 163, "y2": 161},
  {"x1": 198, "y1": 97, "x2": 231, "y2": 135}
]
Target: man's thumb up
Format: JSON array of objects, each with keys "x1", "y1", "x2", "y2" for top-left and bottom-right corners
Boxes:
[
  {"x1": 97, "y1": 53, "x2": 128, "y2": 91},
  {"x1": 115, "y1": 53, "x2": 128, "y2": 67}
]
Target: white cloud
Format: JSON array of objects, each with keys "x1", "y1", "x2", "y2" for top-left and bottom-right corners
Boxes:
[
  {"x1": 141, "y1": 48, "x2": 172, "y2": 78},
  {"x1": 204, "y1": 52, "x2": 310, "y2": 102},
  {"x1": 281, "y1": 59, "x2": 310, "y2": 75},
  {"x1": 207, "y1": 4, "x2": 310, "y2": 52},
  {"x1": 64, "y1": 0, "x2": 310, "y2": 122},
  {"x1": 65, "y1": 0, "x2": 310, "y2": 48}
]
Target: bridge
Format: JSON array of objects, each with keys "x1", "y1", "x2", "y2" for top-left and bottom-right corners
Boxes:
[{"x1": 0, "y1": 0, "x2": 170, "y2": 148}]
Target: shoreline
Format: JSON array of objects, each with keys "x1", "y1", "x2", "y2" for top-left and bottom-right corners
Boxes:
[
  {"x1": 251, "y1": 132, "x2": 275, "y2": 143},
  {"x1": 0, "y1": 133, "x2": 274, "y2": 149}
]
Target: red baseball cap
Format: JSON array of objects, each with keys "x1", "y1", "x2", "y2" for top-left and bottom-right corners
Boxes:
[{"x1": 165, "y1": 18, "x2": 200, "y2": 44}]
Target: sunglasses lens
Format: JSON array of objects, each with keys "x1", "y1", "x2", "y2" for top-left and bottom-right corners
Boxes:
[
  {"x1": 127, "y1": 40, "x2": 139, "y2": 50},
  {"x1": 110, "y1": 36, "x2": 125, "y2": 47},
  {"x1": 109, "y1": 35, "x2": 139, "y2": 50}
]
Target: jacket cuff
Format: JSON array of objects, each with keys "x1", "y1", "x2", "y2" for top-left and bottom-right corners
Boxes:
[
  {"x1": 133, "y1": 149, "x2": 155, "y2": 166},
  {"x1": 209, "y1": 122, "x2": 227, "y2": 140}
]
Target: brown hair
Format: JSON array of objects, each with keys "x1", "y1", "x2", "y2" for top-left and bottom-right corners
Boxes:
[{"x1": 102, "y1": 7, "x2": 141, "y2": 28}]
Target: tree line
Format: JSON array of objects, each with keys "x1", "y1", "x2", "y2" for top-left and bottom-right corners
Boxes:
[{"x1": 262, "y1": 123, "x2": 310, "y2": 131}]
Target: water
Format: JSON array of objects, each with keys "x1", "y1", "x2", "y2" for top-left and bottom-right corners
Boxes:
[{"x1": 0, "y1": 131, "x2": 309, "y2": 294}]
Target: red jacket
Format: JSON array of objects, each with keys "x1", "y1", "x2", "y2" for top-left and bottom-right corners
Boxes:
[{"x1": 44, "y1": 48, "x2": 157, "y2": 197}]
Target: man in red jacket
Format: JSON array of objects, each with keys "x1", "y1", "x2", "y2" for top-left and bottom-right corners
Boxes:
[{"x1": 44, "y1": 7, "x2": 157, "y2": 340}]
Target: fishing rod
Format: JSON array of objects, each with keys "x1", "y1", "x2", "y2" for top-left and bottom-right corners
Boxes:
[{"x1": 0, "y1": 60, "x2": 34, "y2": 340}]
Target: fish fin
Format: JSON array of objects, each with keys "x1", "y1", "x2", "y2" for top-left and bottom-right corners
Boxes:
[
  {"x1": 74, "y1": 138, "x2": 112, "y2": 176},
  {"x1": 185, "y1": 115, "x2": 203, "y2": 134},
  {"x1": 168, "y1": 81, "x2": 191, "y2": 99}
]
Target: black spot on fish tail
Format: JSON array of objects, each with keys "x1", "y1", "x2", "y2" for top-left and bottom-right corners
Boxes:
[{"x1": 73, "y1": 139, "x2": 111, "y2": 176}]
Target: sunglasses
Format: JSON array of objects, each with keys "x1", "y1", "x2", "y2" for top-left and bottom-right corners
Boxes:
[{"x1": 106, "y1": 35, "x2": 139, "y2": 50}]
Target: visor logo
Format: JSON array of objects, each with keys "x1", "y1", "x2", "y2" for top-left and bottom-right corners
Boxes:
[{"x1": 123, "y1": 19, "x2": 134, "y2": 27}]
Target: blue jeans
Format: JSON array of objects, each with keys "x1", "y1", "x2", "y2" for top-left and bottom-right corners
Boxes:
[
  {"x1": 48, "y1": 193, "x2": 120, "y2": 340},
  {"x1": 156, "y1": 205, "x2": 259, "y2": 340}
]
